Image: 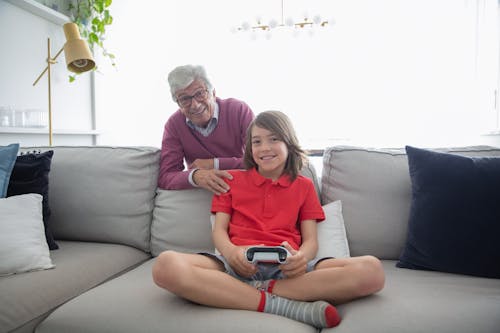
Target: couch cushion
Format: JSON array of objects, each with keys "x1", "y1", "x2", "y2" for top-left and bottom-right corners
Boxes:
[
  {"x1": 317, "y1": 200, "x2": 350, "y2": 259},
  {"x1": 0, "y1": 194, "x2": 54, "y2": 276},
  {"x1": 0, "y1": 143, "x2": 19, "y2": 197},
  {"x1": 0, "y1": 241, "x2": 150, "y2": 333},
  {"x1": 151, "y1": 188, "x2": 214, "y2": 256},
  {"x1": 36, "y1": 259, "x2": 500, "y2": 333},
  {"x1": 321, "y1": 145, "x2": 500, "y2": 259},
  {"x1": 397, "y1": 146, "x2": 500, "y2": 278},
  {"x1": 20, "y1": 146, "x2": 160, "y2": 252},
  {"x1": 7, "y1": 150, "x2": 58, "y2": 250},
  {"x1": 36, "y1": 259, "x2": 317, "y2": 333},
  {"x1": 332, "y1": 260, "x2": 500, "y2": 333},
  {"x1": 301, "y1": 159, "x2": 321, "y2": 198}
]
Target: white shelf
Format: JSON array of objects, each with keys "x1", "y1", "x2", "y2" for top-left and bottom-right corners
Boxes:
[
  {"x1": 7, "y1": 0, "x2": 70, "y2": 25},
  {"x1": 0, "y1": 127, "x2": 99, "y2": 135},
  {"x1": 481, "y1": 130, "x2": 500, "y2": 136}
]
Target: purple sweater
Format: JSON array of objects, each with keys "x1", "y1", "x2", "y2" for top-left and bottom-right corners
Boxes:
[{"x1": 158, "y1": 97, "x2": 254, "y2": 189}]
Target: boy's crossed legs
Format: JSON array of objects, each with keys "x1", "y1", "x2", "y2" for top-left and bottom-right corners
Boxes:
[
  {"x1": 258, "y1": 256, "x2": 385, "y2": 304},
  {"x1": 152, "y1": 251, "x2": 384, "y2": 329}
]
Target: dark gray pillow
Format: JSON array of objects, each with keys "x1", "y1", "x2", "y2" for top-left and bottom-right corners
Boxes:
[
  {"x1": 7, "y1": 150, "x2": 58, "y2": 250},
  {"x1": 397, "y1": 146, "x2": 500, "y2": 278}
]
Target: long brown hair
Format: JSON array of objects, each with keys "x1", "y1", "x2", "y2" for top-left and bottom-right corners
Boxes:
[{"x1": 244, "y1": 111, "x2": 306, "y2": 181}]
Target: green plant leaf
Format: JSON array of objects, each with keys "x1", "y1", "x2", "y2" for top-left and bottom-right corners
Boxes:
[
  {"x1": 103, "y1": 11, "x2": 112, "y2": 25},
  {"x1": 93, "y1": 2, "x2": 104, "y2": 13},
  {"x1": 97, "y1": 21, "x2": 105, "y2": 33},
  {"x1": 89, "y1": 32, "x2": 99, "y2": 44}
]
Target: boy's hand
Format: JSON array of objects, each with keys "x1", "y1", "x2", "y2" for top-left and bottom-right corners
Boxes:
[
  {"x1": 279, "y1": 241, "x2": 308, "y2": 278},
  {"x1": 225, "y1": 246, "x2": 257, "y2": 278}
]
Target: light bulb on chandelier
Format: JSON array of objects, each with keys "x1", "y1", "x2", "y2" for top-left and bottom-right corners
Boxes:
[{"x1": 233, "y1": 0, "x2": 334, "y2": 39}]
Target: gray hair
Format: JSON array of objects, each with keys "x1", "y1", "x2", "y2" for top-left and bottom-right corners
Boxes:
[{"x1": 167, "y1": 65, "x2": 214, "y2": 102}]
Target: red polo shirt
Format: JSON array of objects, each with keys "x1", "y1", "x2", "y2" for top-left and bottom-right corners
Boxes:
[{"x1": 211, "y1": 168, "x2": 325, "y2": 250}]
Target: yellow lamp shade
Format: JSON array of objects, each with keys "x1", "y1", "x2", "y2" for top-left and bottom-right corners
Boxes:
[{"x1": 63, "y1": 23, "x2": 95, "y2": 73}]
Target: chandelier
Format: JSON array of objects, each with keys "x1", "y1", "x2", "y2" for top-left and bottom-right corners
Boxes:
[{"x1": 234, "y1": 0, "x2": 334, "y2": 39}]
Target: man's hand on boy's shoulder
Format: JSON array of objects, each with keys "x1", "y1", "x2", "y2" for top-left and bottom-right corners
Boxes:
[{"x1": 193, "y1": 169, "x2": 232, "y2": 195}]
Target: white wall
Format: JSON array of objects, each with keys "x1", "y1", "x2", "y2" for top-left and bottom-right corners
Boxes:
[
  {"x1": 0, "y1": 0, "x2": 94, "y2": 146},
  {"x1": 93, "y1": 0, "x2": 177, "y2": 147},
  {"x1": 94, "y1": 0, "x2": 500, "y2": 149},
  {"x1": 2, "y1": 0, "x2": 500, "y2": 148}
]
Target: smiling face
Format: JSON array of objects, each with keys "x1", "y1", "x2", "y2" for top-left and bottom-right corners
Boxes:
[
  {"x1": 175, "y1": 79, "x2": 215, "y2": 128},
  {"x1": 250, "y1": 125, "x2": 289, "y2": 180}
]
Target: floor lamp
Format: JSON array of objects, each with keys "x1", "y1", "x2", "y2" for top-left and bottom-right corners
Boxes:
[{"x1": 33, "y1": 22, "x2": 95, "y2": 146}]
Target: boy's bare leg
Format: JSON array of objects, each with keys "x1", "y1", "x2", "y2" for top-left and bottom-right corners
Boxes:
[
  {"x1": 152, "y1": 250, "x2": 341, "y2": 328},
  {"x1": 152, "y1": 251, "x2": 260, "y2": 310},
  {"x1": 271, "y1": 255, "x2": 385, "y2": 304}
]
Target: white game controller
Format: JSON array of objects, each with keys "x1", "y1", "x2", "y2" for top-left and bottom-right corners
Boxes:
[{"x1": 245, "y1": 246, "x2": 291, "y2": 264}]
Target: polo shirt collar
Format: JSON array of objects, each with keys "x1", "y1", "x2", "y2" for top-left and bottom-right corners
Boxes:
[{"x1": 250, "y1": 167, "x2": 292, "y2": 188}]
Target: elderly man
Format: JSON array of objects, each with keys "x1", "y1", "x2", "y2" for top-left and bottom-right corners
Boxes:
[{"x1": 158, "y1": 65, "x2": 254, "y2": 194}]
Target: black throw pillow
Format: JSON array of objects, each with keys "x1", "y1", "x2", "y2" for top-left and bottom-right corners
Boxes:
[
  {"x1": 7, "y1": 150, "x2": 59, "y2": 250},
  {"x1": 397, "y1": 146, "x2": 500, "y2": 278}
]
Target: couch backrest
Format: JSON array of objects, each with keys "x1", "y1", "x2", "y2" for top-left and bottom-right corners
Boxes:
[
  {"x1": 321, "y1": 145, "x2": 500, "y2": 259},
  {"x1": 150, "y1": 160, "x2": 321, "y2": 256},
  {"x1": 22, "y1": 146, "x2": 160, "y2": 252}
]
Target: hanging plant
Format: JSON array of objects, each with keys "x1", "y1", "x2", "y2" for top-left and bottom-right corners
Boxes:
[{"x1": 67, "y1": 0, "x2": 116, "y2": 82}]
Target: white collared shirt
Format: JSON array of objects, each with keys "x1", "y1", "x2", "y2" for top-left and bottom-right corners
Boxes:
[{"x1": 185, "y1": 102, "x2": 219, "y2": 137}]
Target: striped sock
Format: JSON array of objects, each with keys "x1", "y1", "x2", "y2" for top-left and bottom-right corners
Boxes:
[{"x1": 258, "y1": 291, "x2": 341, "y2": 328}]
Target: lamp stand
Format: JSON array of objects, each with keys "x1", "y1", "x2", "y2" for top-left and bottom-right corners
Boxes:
[
  {"x1": 33, "y1": 23, "x2": 95, "y2": 146},
  {"x1": 33, "y1": 38, "x2": 65, "y2": 146}
]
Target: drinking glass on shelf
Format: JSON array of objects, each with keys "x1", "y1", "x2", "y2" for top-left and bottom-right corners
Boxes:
[
  {"x1": 1, "y1": 116, "x2": 8, "y2": 127},
  {"x1": 24, "y1": 109, "x2": 47, "y2": 128},
  {"x1": 14, "y1": 109, "x2": 26, "y2": 127},
  {"x1": 0, "y1": 106, "x2": 14, "y2": 127}
]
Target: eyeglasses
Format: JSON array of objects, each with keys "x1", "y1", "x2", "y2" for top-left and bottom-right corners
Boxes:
[{"x1": 176, "y1": 89, "x2": 209, "y2": 108}]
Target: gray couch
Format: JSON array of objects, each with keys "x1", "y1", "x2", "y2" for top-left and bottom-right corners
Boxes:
[{"x1": 1, "y1": 145, "x2": 499, "y2": 333}]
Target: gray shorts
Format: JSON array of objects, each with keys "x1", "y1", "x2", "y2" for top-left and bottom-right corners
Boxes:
[{"x1": 201, "y1": 252, "x2": 332, "y2": 282}]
